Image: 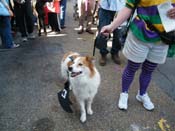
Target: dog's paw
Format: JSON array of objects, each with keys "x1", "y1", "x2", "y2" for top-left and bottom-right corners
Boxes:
[
  {"x1": 80, "y1": 114, "x2": 86, "y2": 123},
  {"x1": 87, "y1": 109, "x2": 93, "y2": 115}
]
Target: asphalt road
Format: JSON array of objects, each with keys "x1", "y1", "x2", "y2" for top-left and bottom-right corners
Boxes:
[{"x1": 153, "y1": 58, "x2": 175, "y2": 100}]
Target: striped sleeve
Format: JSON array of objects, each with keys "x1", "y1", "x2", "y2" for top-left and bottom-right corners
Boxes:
[{"x1": 125, "y1": 0, "x2": 139, "y2": 9}]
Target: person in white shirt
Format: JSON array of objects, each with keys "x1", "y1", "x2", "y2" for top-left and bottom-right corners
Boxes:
[{"x1": 96, "y1": 0, "x2": 125, "y2": 66}]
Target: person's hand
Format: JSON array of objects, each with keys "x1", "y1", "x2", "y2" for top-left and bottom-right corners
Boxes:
[
  {"x1": 100, "y1": 24, "x2": 113, "y2": 37},
  {"x1": 33, "y1": 10, "x2": 38, "y2": 17},
  {"x1": 167, "y1": 7, "x2": 175, "y2": 19},
  {"x1": 8, "y1": 9, "x2": 14, "y2": 17}
]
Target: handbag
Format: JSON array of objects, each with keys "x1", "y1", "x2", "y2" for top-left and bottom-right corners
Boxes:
[
  {"x1": 159, "y1": 31, "x2": 175, "y2": 45},
  {"x1": 57, "y1": 81, "x2": 73, "y2": 113},
  {"x1": 117, "y1": 25, "x2": 128, "y2": 46},
  {"x1": 146, "y1": 20, "x2": 175, "y2": 45}
]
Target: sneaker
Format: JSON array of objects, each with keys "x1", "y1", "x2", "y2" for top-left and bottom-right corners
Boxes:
[
  {"x1": 136, "y1": 92, "x2": 154, "y2": 111},
  {"x1": 1, "y1": 44, "x2": 20, "y2": 49},
  {"x1": 12, "y1": 44, "x2": 20, "y2": 48},
  {"x1": 7, "y1": 44, "x2": 20, "y2": 49},
  {"x1": 28, "y1": 33, "x2": 36, "y2": 39},
  {"x1": 22, "y1": 37, "x2": 28, "y2": 42},
  {"x1": 118, "y1": 92, "x2": 128, "y2": 110}
]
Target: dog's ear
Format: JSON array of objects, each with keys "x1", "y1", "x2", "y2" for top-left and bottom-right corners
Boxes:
[{"x1": 85, "y1": 56, "x2": 95, "y2": 64}]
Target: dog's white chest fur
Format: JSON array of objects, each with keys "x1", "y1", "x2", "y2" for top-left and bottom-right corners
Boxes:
[{"x1": 70, "y1": 69, "x2": 100, "y2": 101}]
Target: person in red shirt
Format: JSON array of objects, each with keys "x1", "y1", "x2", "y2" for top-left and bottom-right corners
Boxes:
[{"x1": 47, "y1": 0, "x2": 61, "y2": 33}]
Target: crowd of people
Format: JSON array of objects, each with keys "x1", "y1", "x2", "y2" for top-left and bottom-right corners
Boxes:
[
  {"x1": 1, "y1": 0, "x2": 175, "y2": 111},
  {"x1": 0, "y1": 0, "x2": 68, "y2": 48}
]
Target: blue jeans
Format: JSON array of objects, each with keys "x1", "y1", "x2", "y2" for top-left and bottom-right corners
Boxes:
[
  {"x1": 0, "y1": 16, "x2": 13, "y2": 48},
  {"x1": 98, "y1": 8, "x2": 121, "y2": 55},
  {"x1": 60, "y1": 0, "x2": 67, "y2": 27}
]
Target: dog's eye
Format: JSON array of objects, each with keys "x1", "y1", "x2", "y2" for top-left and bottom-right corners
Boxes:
[{"x1": 78, "y1": 63, "x2": 83, "y2": 66}]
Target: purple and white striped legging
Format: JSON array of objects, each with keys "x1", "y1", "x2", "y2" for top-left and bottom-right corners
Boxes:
[{"x1": 122, "y1": 60, "x2": 158, "y2": 95}]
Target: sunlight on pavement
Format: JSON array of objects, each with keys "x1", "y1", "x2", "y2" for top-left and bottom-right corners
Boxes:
[{"x1": 47, "y1": 33, "x2": 67, "y2": 37}]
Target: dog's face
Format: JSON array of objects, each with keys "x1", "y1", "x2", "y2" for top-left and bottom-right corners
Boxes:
[
  {"x1": 68, "y1": 56, "x2": 95, "y2": 78},
  {"x1": 61, "y1": 52, "x2": 80, "y2": 80},
  {"x1": 62, "y1": 52, "x2": 80, "y2": 70}
]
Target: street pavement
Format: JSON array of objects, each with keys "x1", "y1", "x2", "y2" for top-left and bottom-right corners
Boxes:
[{"x1": 0, "y1": 1, "x2": 175, "y2": 131}]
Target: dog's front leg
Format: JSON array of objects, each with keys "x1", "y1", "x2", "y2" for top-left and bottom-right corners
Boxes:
[
  {"x1": 87, "y1": 98, "x2": 93, "y2": 115},
  {"x1": 79, "y1": 100, "x2": 86, "y2": 123}
]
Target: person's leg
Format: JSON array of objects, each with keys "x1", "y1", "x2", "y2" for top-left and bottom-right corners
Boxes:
[
  {"x1": 135, "y1": 60, "x2": 157, "y2": 111},
  {"x1": 60, "y1": 0, "x2": 67, "y2": 27},
  {"x1": 77, "y1": 0, "x2": 85, "y2": 34},
  {"x1": 0, "y1": 16, "x2": 14, "y2": 48},
  {"x1": 55, "y1": 13, "x2": 61, "y2": 32},
  {"x1": 51, "y1": 13, "x2": 61, "y2": 32},
  {"x1": 14, "y1": 2, "x2": 27, "y2": 38},
  {"x1": 24, "y1": 1, "x2": 34, "y2": 35},
  {"x1": 110, "y1": 14, "x2": 121, "y2": 64},
  {"x1": 136, "y1": 43, "x2": 168, "y2": 111},
  {"x1": 122, "y1": 60, "x2": 141, "y2": 93},
  {"x1": 97, "y1": 8, "x2": 113, "y2": 65},
  {"x1": 85, "y1": 0, "x2": 94, "y2": 34},
  {"x1": 48, "y1": 13, "x2": 54, "y2": 31},
  {"x1": 38, "y1": 15, "x2": 42, "y2": 36},
  {"x1": 0, "y1": 17, "x2": 5, "y2": 47},
  {"x1": 139, "y1": 60, "x2": 158, "y2": 95},
  {"x1": 41, "y1": 15, "x2": 47, "y2": 35},
  {"x1": 118, "y1": 60, "x2": 141, "y2": 110},
  {"x1": 51, "y1": 13, "x2": 57, "y2": 31}
]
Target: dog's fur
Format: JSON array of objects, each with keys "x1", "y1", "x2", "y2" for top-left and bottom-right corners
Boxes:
[{"x1": 61, "y1": 52, "x2": 100, "y2": 123}]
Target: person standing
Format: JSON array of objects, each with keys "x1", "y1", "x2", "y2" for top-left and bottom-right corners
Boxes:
[
  {"x1": 35, "y1": 0, "x2": 47, "y2": 36},
  {"x1": 96, "y1": 0, "x2": 124, "y2": 66},
  {"x1": 60, "y1": 0, "x2": 67, "y2": 28},
  {"x1": 101, "y1": 0, "x2": 175, "y2": 110},
  {"x1": 77, "y1": 0, "x2": 95, "y2": 34},
  {"x1": 47, "y1": 0, "x2": 61, "y2": 33},
  {"x1": 0, "y1": 0, "x2": 20, "y2": 48},
  {"x1": 13, "y1": 0, "x2": 35, "y2": 42}
]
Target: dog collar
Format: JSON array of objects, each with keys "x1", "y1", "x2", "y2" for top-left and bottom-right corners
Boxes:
[{"x1": 69, "y1": 56, "x2": 74, "y2": 62}]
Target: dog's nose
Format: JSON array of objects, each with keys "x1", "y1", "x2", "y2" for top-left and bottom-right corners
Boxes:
[{"x1": 68, "y1": 67, "x2": 72, "y2": 71}]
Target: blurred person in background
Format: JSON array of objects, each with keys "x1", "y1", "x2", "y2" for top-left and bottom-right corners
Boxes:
[
  {"x1": 0, "y1": 0, "x2": 20, "y2": 48},
  {"x1": 77, "y1": 0, "x2": 95, "y2": 34},
  {"x1": 46, "y1": 0, "x2": 61, "y2": 33},
  {"x1": 96, "y1": 0, "x2": 125, "y2": 66},
  {"x1": 60, "y1": 0, "x2": 67, "y2": 29},
  {"x1": 13, "y1": 0, "x2": 35, "y2": 42}
]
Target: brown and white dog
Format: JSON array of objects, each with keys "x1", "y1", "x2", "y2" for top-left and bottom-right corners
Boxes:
[{"x1": 61, "y1": 52, "x2": 101, "y2": 123}]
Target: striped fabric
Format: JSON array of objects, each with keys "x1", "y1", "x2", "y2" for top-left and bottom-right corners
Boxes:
[{"x1": 125, "y1": 0, "x2": 175, "y2": 43}]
